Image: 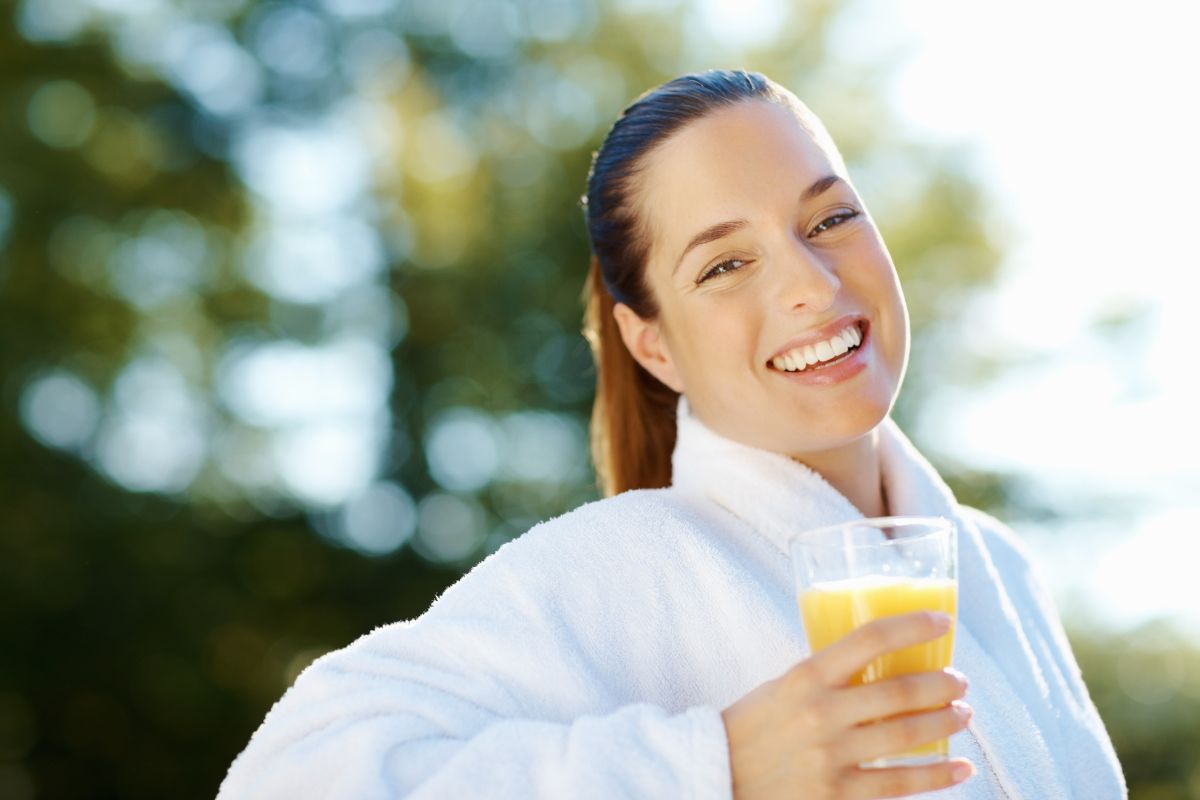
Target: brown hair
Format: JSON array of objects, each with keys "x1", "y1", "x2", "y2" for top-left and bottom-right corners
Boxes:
[
  {"x1": 579, "y1": 69, "x2": 842, "y2": 498},
  {"x1": 581, "y1": 253, "x2": 679, "y2": 498}
]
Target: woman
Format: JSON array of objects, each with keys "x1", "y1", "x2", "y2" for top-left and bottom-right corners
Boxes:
[{"x1": 219, "y1": 70, "x2": 1126, "y2": 799}]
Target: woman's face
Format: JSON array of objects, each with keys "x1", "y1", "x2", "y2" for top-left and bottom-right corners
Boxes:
[{"x1": 614, "y1": 98, "x2": 909, "y2": 456}]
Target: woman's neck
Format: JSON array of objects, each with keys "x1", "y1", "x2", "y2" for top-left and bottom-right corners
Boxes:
[{"x1": 790, "y1": 429, "x2": 888, "y2": 518}]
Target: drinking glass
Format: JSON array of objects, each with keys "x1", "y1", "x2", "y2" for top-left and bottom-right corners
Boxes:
[{"x1": 788, "y1": 516, "x2": 958, "y2": 768}]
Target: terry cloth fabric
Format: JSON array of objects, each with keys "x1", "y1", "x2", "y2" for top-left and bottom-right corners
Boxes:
[{"x1": 218, "y1": 393, "x2": 1127, "y2": 799}]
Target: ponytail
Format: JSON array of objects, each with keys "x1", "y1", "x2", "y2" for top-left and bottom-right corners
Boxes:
[{"x1": 581, "y1": 255, "x2": 678, "y2": 498}]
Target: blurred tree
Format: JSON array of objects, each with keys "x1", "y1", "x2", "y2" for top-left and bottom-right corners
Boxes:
[{"x1": 1067, "y1": 620, "x2": 1200, "y2": 799}]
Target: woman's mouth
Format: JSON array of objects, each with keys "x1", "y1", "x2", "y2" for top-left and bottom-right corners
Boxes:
[
  {"x1": 768, "y1": 320, "x2": 870, "y2": 385},
  {"x1": 769, "y1": 320, "x2": 867, "y2": 373}
]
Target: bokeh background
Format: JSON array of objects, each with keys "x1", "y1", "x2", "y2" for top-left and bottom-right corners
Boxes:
[{"x1": 2, "y1": 0, "x2": 1197, "y2": 797}]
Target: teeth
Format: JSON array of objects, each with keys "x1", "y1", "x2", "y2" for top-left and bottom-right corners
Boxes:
[{"x1": 772, "y1": 323, "x2": 862, "y2": 372}]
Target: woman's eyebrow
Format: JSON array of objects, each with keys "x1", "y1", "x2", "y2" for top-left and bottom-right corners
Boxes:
[{"x1": 672, "y1": 175, "x2": 845, "y2": 276}]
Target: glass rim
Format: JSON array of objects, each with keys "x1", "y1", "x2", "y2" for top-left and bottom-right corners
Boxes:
[{"x1": 788, "y1": 515, "x2": 955, "y2": 550}]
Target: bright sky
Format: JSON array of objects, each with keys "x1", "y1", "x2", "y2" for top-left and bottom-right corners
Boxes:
[{"x1": 845, "y1": 0, "x2": 1200, "y2": 634}]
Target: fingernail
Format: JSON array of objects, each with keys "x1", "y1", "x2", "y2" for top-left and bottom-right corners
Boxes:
[
  {"x1": 953, "y1": 762, "x2": 975, "y2": 782},
  {"x1": 929, "y1": 612, "x2": 953, "y2": 629},
  {"x1": 952, "y1": 701, "x2": 973, "y2": 720}
]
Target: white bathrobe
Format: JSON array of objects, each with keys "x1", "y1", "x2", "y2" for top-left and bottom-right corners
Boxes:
[{"x1": 218, "y1": 395, "x2": 1127, "y2": 799}]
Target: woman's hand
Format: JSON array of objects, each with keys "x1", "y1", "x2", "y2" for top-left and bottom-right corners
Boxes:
[{"x1": 721, "y1": 611, "x2": 974, "y2": 799}]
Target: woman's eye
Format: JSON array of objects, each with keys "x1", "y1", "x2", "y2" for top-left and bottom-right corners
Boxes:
[
  {"x1": 698, "y1": 258, "x2": 746, "y2": 283},
  {"x1": 810, "y1": 209, "x2": 861, "y2": 236},
  {"x1": 696, "y1": 210, "x2": 861, "y2": 283}
]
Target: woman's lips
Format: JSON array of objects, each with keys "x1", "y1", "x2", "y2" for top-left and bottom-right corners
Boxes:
[
  {"x1": 767, "y1": 314, "x2": 866, "y2": 365},
  {"x1": 769, "y1": 320, "x2": 869, "y2": 385}
]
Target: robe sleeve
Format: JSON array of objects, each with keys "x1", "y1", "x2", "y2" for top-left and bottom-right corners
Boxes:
[{"x1": 216, "y1": 519, "x2": 734, "y2": 800}]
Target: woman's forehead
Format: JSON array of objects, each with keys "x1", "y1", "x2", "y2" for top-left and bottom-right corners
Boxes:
[{"x1": 635, "y1": 101, "x2": 839, "y2": 271}]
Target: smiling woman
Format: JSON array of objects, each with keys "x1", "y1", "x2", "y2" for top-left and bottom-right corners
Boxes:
[{"x1": 218, "y1": 69, "x2": 1127, "y2": 800}]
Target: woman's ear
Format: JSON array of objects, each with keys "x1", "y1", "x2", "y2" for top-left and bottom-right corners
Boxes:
[{"x1": 612, "y1": 303, "x2": 685, "y2": 393}]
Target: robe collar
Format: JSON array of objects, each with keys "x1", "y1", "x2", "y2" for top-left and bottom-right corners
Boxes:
[{"x1": 669, "y1": 393, "x2": 959, "y2": 546}]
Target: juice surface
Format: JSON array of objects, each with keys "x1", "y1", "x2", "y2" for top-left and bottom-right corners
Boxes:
[{"x1": 798, "y1": 576, "x2": 957, "y2": 685}]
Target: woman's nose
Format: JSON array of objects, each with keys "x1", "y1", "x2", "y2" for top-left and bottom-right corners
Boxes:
[{"x1": 776, "y1": 237, "x2": 840, "y2": 311}]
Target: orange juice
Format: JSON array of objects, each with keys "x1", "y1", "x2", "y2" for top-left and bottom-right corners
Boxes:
[{"x1": 798, "y1": 576, "x2": 958, "y2": 761}]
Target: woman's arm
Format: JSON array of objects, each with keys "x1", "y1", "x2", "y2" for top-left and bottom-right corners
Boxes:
[
  {"x1": 216, "y1": 516, "x2": 733, "y2": 799},
  {"x1": 217, "y1": 644, "x2": 729, "y2": 798}
]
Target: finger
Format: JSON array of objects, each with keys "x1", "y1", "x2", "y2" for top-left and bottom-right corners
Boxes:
[
  {"x1": 828, "y1": 668, "x2": 967, "y2": 729},
  {"x1": 807, "y1": 611, "x2": 952, "y2": 688},
  {"x1": 839, "y1": 701, "x2": 973, "y2": 765},
  {"x1": 843, "y1": 758, "x2": 975, "y2": 800}
]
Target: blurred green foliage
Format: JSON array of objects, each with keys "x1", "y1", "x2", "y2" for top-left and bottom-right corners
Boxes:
[
  {"x1": 1069, "y1": 621, "x2": 1200, "y2": 799},
  {"x1": 0, "y1": 0, "x2": 1189, "y2": 797}
]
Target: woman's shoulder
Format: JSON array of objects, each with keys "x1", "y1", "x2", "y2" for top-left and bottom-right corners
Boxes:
[
  {"x1": 956, "y1": 504, "x2": 1041, "y2": 577},
  {"x1": 423, "y1": 487, "x2": 715, "y2": 614},
  {"x1": 512, "y1": 486, "x2": 712, "y2": 551}
]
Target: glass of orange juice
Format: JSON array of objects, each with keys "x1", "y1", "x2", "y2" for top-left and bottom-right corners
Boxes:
[{"x1": 789, "y1": 516, "x2": 958, "y2": 768}]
